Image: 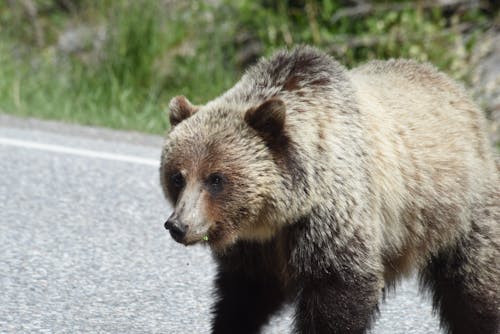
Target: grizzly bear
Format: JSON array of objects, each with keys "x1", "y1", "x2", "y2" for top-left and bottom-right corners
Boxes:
[{"x1": 160, "y1": 46, "x2": 499, "y2": 334}]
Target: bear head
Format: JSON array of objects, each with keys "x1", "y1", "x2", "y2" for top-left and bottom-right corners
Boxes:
[{"x1": 160, "y1": 95, "x2": 300, "y2": 252}]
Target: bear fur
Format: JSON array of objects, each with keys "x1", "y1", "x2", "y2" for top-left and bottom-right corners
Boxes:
[{"x1": 160, "y1": 46, "x2": 500, "y2": 334}]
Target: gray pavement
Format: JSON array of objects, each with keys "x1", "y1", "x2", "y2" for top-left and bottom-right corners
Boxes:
[{"x1": 0, "y1": 115, "x2": 443, "y2": 333}]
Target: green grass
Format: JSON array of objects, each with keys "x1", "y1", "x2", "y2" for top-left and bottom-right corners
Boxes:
[
  {"x1": 0, "y1": 0, "x2": 495, "y2": 133},
  {"x1": 0, "y1": 0, "x2": 238, "y2": 133}
]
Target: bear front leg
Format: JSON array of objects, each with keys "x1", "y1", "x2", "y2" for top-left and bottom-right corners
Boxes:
[
  {"x1": 293, "y1": 270, "x2": 381, "y2": 334},
  {"x1": 211, "y1": 269, "x2": 286, "y2": 334}
]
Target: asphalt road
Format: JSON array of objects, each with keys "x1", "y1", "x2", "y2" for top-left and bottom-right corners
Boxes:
[{"x1": 0, "y1": 115, "x2": 443, "y2": 333}]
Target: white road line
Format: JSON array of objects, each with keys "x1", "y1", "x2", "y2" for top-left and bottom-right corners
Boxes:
[{"x1": 0, "y1": 137, "x2": 159, "y2": 167}]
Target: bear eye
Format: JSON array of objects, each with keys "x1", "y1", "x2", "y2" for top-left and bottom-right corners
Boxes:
[
  {"x1": 206, "y1": 172, "x2": 224, "y2": 194},
  {"x1": 170, "y1": 171, "x2": 185, "y2": 189}
]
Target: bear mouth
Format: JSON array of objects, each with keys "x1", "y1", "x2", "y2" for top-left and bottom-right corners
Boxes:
[
  {"x1": 181, "y1": 231, "x2": 211, "y2": 246},
  {"x1": 180, "y1": 223, "x2": 219, "y2": 246},
  {"x1": 177, "y1": 221, "x2": 235, "y2": 250}
]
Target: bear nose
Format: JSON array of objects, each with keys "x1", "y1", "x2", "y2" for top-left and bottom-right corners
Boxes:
[{"x1": 164, "y1": 215, "x2": 187, "y2": 243}]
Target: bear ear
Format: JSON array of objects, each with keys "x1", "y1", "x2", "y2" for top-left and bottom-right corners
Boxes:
[
  {"x1": 244, "y1": 98, "x2": 286, "y2": 139},
  {"x1": 168, "y1": 96, "x2": 198, "y2": 127}
]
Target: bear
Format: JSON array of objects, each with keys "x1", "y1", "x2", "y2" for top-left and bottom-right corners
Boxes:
[{"x1": 160, "y1": 46, "x2": 499, "y2": 334}]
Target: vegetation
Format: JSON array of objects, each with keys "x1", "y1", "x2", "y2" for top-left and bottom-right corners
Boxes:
[{"x1": 0, "y1": 0, "x2": 497, "y2": 133}]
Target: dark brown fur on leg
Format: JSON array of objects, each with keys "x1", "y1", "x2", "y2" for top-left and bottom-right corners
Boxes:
[
  {"x1": 294, "y1": 271, "x2": 381, "y2": 334},
  {"x1": 211, "y1": 271, "x2": 285, "y2": 334},
  {"x1": 420, "y1": 216, "x2": 500, "y2": 334},
  {"x1": 211, "y1": 241, "x2": 288, "y2": 334}
]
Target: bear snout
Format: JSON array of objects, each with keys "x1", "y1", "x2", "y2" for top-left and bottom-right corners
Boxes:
[{"x1": 164, "y1": 215, "x2": 188, "y2": 244}]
